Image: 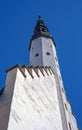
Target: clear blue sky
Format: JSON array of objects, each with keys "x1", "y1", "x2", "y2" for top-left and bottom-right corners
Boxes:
[{"x1": 0, "y1": 0, "x2": 82, "y2": 129}]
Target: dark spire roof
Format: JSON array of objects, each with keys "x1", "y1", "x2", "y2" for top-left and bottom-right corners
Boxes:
[
  {"x1": 34, "y1": 16, "x2": 49, "y2": 35},
  {"x1": 29, "y1": 16, "x2": 56, "y2": 50}
]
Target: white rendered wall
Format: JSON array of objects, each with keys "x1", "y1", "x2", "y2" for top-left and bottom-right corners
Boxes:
[
  {"x1": 7, "y1": 67, "x2": 63, "y2": 130},
  {"x1": 0, "y1": 66, "x2": 78, "y2": 130},
  {"x1": 0, "y1": 68, "x2": 17, "y2": 130},
  {"x1": 42, "y1": 37, "x2": 57, "y2": 74},
  {"x1": 30, "y1": 37, "x2": 43, "y2": 66}
]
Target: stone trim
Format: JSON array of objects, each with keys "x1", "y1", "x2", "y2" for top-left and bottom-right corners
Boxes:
[
  {"x1": 6, "y1": 65, "x2": 54, "y2": 80},
  {"x1": 6, "y1": 64, "x2": 26, "y2": 78},
  {"x1": 29, "y1": 35, "x2": 56, "y2": 50},
  {"x1": 33, "y1": 68, "x2": 40, "y2": 77},
  {"x1": 36, "y1": 66, "x2": 45, "y2": 76},
  {"x1": 39, "y1": 66, "x2": 46, "y2": 76},
  {"x1": 44, "y1": 66, "x2": 49, "y2": 75},
  {"x1": 22, "y1": 65, "x2": 34, "y2": 78},
  {"x1": 49, "y1": 66, "x2": 55, "y2": 75},
  {"x1": 28, "y1": 66, "x2": 39, "y2": 78}
]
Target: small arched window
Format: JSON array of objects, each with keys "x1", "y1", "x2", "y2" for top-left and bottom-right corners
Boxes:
[
  {"x1": 46, "y1": 52, "x2": 50, "y2": 56},
  {"x1": 35, "y1": 53, "x2": 39, "y2": 57}
]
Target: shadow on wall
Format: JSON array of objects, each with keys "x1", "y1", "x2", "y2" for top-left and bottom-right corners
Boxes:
[{"x1": 0, "y1": 87, "x2": 5, "y2": 95}]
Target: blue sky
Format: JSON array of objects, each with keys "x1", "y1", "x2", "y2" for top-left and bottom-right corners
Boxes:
[{"x1": 0, "y1": 0, "x2": 82, "y2": 129}]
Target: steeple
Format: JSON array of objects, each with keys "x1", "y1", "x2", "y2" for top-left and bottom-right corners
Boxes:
[
  {"x1": 29, "y1": 16, "x2": 57, "y2": 73},
  {"x1": 34, "y1": 16, "x2": 49, "y2": 35},
  {"x1": 0, "y1": 16, "x2": 79, "y2": 130},
  {"x1": 29, "y1": 16, "x2": 56, "y2": 50}
]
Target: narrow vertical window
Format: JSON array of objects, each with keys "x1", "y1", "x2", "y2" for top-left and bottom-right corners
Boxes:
[
  {"x1": 57, "y1": 65, "x2": 59, "y2": 68},
  {"x1": 65, "y1": 103, "x2": 67, "y2": 110},
  {"x1": 68, "y1": 123, "x2": 72, "y2": 130},
  {"x1": 62, "y1": 88, "x2": 65, "y2": 93},
  {"x1": 55, "y1": 57, "x2": 58, "y2": 61}
]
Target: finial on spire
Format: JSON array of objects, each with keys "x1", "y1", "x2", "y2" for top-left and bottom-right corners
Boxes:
[
  {"x1": 36, "y1": 16, "x2": 44, "y2": 24},
  {"x1": 38, "y1": 15, "x2": 41, "y2": 19}
]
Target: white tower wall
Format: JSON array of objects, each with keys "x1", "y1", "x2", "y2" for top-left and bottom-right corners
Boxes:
[
  {"x1": 0, "y1": 67, "x2": 18, "y2": 130},
  {"x1": 29, "y1": 16, "x2": 79, "y2": 130},
  {"x1": 30, "y1": 37, "x2": 43, "y2": 66},
  {"x1": 6, "y1": 66, "x2": 63, "y2": 130},
  {"x1": 30, "y1": 37, "x2": 58, "y2": 74},
  {"x1": 30, "y1": 36, "x2": 69, "y2": 129}
]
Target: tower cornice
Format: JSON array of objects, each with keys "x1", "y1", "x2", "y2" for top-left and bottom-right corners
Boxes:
[{"x1": 29, "y1": 33, "x2": 56, "y2": 50}]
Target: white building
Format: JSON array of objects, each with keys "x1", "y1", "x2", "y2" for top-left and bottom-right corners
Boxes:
[{"x1": 0, "y1": 16, "x2": 79, "y2": 130}]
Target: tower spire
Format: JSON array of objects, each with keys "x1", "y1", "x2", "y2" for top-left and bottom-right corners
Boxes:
[
  {"x1": 34, "y1": 16, "x2": 49, "y2": 35},
  {"x1": 29, "y1": 16, "x2": 56, "y2": 50}
]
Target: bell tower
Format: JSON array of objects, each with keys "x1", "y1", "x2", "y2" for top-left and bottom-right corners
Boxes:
[
  {"x1": 0, "y1": 16, "x2": 79, "y2": 130},
  {"x1": 29, "y1": 16, "x2": 58, "y2": 74},
  {"x1": 29, "y1": 16, "x2": 79, "y2": 130}
]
